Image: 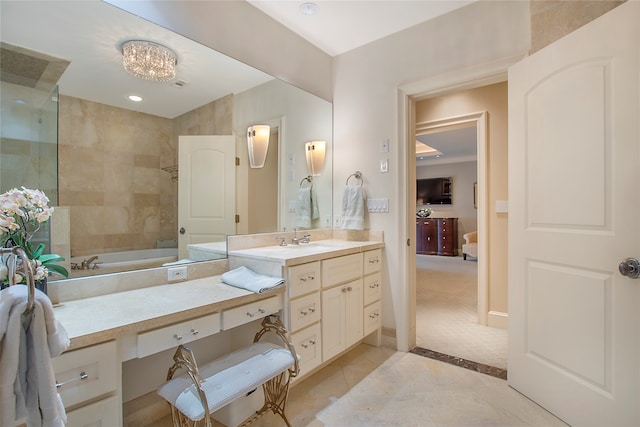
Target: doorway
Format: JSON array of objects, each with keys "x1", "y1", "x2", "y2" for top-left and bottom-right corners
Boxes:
[{"x1": 411, "y1": 83, "x2": 508, "y2": 372}]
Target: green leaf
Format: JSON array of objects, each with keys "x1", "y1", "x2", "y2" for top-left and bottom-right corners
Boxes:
[
  {"x1": 33, "y1": 243, "x2": 44, "y2": 259},
  {"x1": 46, "y1": 263, "x2": 69, "y2": 278},
  {"x1": 39, "y1": 253, "x2": 65, "y2": 263}
]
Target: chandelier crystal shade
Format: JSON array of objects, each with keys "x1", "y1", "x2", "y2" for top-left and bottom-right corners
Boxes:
[{"x1": 121, "y1": 40, "x2": 177, "y2": 82}]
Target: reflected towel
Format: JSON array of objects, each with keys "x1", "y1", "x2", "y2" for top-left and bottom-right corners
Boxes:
[
  {"x1": 0, "y1": 285, "x2": 69, "y2": 427},
  {"x1": 341, "y1": 185, "x2": 365, "y2": 230},
  {"x1": 295, "y1": 185, "x2": 319, "y2": 229},
  {"x1": 221, "y1": 266, "x2": 285, "y2": 294}
]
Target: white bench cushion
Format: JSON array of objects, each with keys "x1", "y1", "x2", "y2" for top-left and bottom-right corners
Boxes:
[{"x1": 157, "y1": 342, "x2": 295, "y2": 421}]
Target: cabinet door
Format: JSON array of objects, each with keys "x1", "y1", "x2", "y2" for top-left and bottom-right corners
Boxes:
[
  {"x1": 321, "y1": 279, "x2": 363, "y2": 361},
  {"x1": 321, "y1": 285, "x2": 346, "y2": 361},
  {"x1": 415, "y1": 220, "x2": 424, "y2": 253},
  {"x1": 423, "y1": 219, "x2": 439, "y2": 255},
  {"x1": 344, "y1": 279, "x2": 364, "y2": 348}
]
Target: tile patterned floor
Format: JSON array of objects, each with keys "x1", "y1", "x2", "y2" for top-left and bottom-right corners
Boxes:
[{"x1": 147, "y1": 343, "x2": 567, "y2": 427}]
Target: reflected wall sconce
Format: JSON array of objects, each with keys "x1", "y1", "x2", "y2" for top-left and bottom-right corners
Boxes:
[
  {"x1": 305, "y1": 140, "x2": 326, "y2": 176},
  {"x1": 247, "y1": 125, "x2": 270, "y2": 168}
]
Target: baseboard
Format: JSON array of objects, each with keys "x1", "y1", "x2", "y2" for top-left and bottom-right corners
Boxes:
[{"x1": 487, "y1": 311, "x2": 508, "y2": 329}]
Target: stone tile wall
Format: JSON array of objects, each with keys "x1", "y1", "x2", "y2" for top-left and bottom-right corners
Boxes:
[{"x1": 58, "y1": 94, "x2": 233, "y2": 257}]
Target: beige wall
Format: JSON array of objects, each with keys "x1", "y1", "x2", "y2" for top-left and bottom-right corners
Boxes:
[
  {"x1": 59, "y1": 94, "x2": 233, "y2": 257},
  {"x1": 332, "y1": 1, "x2": 530, "y2": 349},
  {"x1": 416, "y1": 82, "x2": 509, "y2": 320}
]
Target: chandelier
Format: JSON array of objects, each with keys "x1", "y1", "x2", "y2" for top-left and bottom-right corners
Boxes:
[{"x1": 121, "y1": 40, "x2": 177, "y2": 82}]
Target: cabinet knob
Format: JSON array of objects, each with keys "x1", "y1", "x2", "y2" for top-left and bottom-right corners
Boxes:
[
  {"x1": 174, "y1": 333, "x2": 183, "y2": 341},
  {"x1": 190, "y1": 328, "x2": 199, "y2": 335}
]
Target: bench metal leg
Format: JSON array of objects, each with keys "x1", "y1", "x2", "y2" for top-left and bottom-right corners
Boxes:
[{"x1": 164, "y1": 315, "x2": 299, "y2": 427}]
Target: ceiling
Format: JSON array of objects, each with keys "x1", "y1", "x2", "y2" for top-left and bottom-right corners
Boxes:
[
  {"x1": 1, "y1": 0, "x2": 477, "y2": 119},
  {"x1": 0, "y1": 1, "x2": 273, "y2": 118},
  {"x1": 416, "y1": 126, "x2": 477, "y2": 166},
  {"x1": 248, "y1": 0, "x2": 477, "y2": 57}
]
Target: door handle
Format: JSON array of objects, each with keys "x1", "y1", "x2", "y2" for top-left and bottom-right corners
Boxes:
[
  {"x1": 618, "y1": 258, "x2": 640, "y2": 279},
  {"x1": 179, "y1": 227, "x2": 185, "y2": 235}
]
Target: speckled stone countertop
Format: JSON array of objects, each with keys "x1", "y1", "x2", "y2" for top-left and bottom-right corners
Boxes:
[
  {"x1": 227, "y1": 239, "x2": 384, "y2": 266},
  {"x1": 53, "y1": 276, "x2": 284, "y2": 350}
]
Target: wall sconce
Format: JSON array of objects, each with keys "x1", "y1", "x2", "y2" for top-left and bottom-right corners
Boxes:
[
  {"x1": 305, "y1": 140, "x2": 326, "y2": 176},
  {"x1": 247, "y1": 125, "x2": 270, "y2": 168}
]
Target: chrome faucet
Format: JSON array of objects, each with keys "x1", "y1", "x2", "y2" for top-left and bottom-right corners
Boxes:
[
  {"x1": 291, "y1": 228, "x2": 311, "y2": 245},
  {"x1": 81, "y1": 256, "x2": 100, "y2": 269}
]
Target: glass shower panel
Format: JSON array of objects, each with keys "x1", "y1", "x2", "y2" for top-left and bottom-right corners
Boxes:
[{"x1": 0, "y1": 82, "x2": 59, "y2": 252}]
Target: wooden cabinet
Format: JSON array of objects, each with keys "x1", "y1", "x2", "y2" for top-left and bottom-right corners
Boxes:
[
  {"x1": 416, "y1": 219, "x2": 438, "y2": 255},
  {"x1": 52, "y1": 341, "x2": 120, "y2": 426},
  {"x1": 321, "y1": 278, "x2": 364, "y2": 361},
  {"x1": 438, "y1": 218, "x2": 458, "y2": 256},
  {"x1": 416, "y1": 217, "x2": 458, "y2": 256},
  {"x1": 285, "y1": 261, "x2": 323, "y2": 378}
]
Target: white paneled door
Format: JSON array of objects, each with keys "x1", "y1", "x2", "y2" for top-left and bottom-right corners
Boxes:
[
  {"x1": 178, "y1": 135, "x2": 236, "y2": 260},
  {"x1": 508, "y1": 2, "x2": 639, "y2": 425}
]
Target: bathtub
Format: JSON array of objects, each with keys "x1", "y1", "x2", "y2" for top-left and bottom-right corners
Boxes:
[{"x1": 71, "y1": 248, "x2": 178, "y2": 271}]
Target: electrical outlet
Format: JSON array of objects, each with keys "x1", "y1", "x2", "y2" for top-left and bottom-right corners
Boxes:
[
  {"x1": 334, "y1": 215, "x2": 341, "y2": 227},
  {"x1": 168, "y1": 266, "x2": 187, "y2": 282}
]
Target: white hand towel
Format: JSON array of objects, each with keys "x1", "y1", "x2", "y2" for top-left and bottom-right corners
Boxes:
[
  {"x1": 341, "y1": 185, "x2": 365, "y2": 230},
  {"x1": 0, "y1": 286, "x2": 69, "y2": 427},
  {"x1": 221, "y1": 266, "x2": 285, "y2": 294},
  {"x1": 295, "y1": 186, "x2": 319, "y2": 229}
]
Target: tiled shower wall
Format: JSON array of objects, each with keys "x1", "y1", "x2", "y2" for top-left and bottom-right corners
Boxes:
[{"x1": 58, "y1": 94, "x2": 233, "y2": 257}]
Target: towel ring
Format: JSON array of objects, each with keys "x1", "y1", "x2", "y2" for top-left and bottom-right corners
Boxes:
[
  {"x1": 1, "y1": 246, "x2": 36, "y2": 314},
  {"x1": 299, "y1": 175, "x2": 313, "y2": 187},
  {"x1": 346, "y1": 171, "x2": 363, "y2": 186}
]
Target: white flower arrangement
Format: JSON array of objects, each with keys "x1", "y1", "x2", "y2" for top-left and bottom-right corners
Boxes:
[{"x1": 0, "y1": 187, "x2": 68, "y2": 285}]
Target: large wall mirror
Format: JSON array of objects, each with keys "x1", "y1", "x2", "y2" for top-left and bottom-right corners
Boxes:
[{"x1": 0, "y1": 1, "x2": 333, "y2": 281}]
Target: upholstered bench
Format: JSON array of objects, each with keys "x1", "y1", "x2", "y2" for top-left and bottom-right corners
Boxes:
[{"x1": 158, "y1": 315, "x2": 299, "y2": 427}]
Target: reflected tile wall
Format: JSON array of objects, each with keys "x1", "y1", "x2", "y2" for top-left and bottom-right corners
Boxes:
[{"x1": 58, "y1": 94, "x2": 233, "y2": 257}]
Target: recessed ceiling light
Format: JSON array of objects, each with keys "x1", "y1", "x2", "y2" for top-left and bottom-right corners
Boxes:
[
  {"x1": 128, "y1": 95, "x2": 143, "y2": 102},
  {"x1": 299, "y1": 2, "x2": 318, "y2": 16}
]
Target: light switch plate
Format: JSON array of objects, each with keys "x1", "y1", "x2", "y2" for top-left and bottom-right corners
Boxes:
[{"x1": 380, "y1": 159, "x2": 389, "y2": 173}]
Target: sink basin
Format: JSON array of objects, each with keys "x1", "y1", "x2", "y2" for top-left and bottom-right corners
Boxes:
[{"x1": 240, "y1": 242, "x2": 342, "y2": 258}]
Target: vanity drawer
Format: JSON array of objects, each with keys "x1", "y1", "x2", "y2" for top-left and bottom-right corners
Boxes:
[
  {"x1": 322, "y1": 253, "x2": 362, "y2": 288},
  {"x1": 222, "y1": 296, "x2": 282, "y2": 330},
  {"x1": 137, "y1": 312, "x2": 221, "y2": 358},
  {"x1": 289, "y1": 292, "x2": 321, "y2": 332},
  {"x1": 363, "y1": 249, "x2": 382, "y2": 275},
  {"x1": 291, "y1": 322, "x2": 322, "y2": 379},
  {"x1": 363, "y1": 272, "x2": 382, "y2": 306},
  {"x1": 52, "y1": 341, "x2": 117, "y2": 409},
  {"x1": 65, "y1": 395, "x2": 119, "y2": 427},
  {"x1": 364, "y1": 301, "x2": 382, "y2": 337},
  {"x1": 288, "y1": 261, "x2": 321, "y2": 298}
]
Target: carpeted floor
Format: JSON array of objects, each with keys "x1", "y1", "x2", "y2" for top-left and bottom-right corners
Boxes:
[{"x1": 415, "y1": 254, "x2": 508, "y2": 371}]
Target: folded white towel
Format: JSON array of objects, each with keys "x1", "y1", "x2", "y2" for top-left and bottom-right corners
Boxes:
[
  {"x1": 221, "y1": 266, "x2": 285, "y2": 294},
  {"x1": 341, "y1": 185, "x2": 366, "y2": 230},
  {"x1": 0, "y1": 285, "x2": 69, "y2": 427},
  {"x1": 294, "y1": 185, "x2": 319, "y2": 229}
]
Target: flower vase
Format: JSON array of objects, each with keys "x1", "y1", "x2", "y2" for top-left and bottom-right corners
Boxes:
[{"x1": 35, "y1": 277, "x2": 47, "y2": 295}]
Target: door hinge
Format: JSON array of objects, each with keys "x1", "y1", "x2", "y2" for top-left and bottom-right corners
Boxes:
[
  {"x1": 235, "y1": 157, "x2": 240, "y2": 166},
  {"x1": 235, "y1": 214, "x2": 240, "y2": 224}
]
